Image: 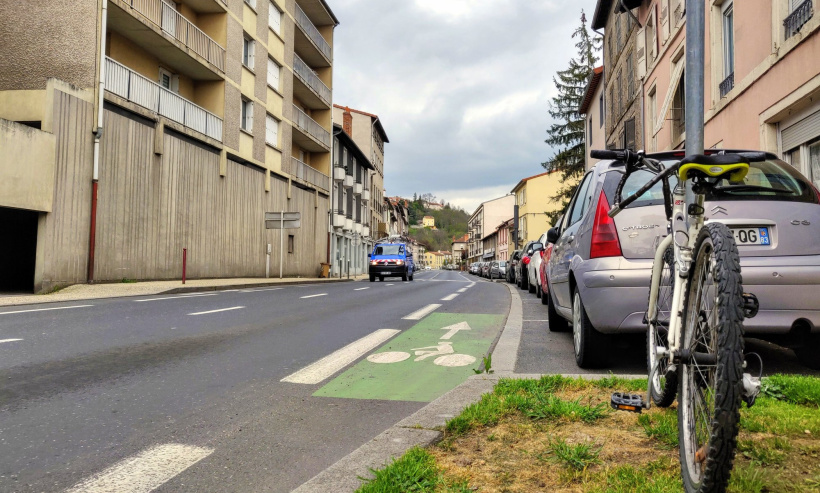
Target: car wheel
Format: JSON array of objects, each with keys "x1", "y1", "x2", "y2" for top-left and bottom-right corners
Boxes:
[
  {"x1": 369, "y1": 275, "x2": 375, "y2": 282},
  {"x1": 540, "y1": 284, "x2": 549, "y2": 305},
  {"x1": 528, "y1": 276, "x2": 536, "y2": 293},
  {"x1": 402, "y1": 274, "x2": 407, "y2": 281},
  {"x1": 572, "y1": 290, "x2": 607, "y2": 368},
  {"x1": 795, "y1": 335, "x2": 820, "y2": 370},
  {"x1": 547, "y1": 290, "x2": 568, "y2": 332},
  {"x1": 379, "y1": 276, "x2": 384, "y2": 282}
]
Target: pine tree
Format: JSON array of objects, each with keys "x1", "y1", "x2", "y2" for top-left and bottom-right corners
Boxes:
[{"x1": 542, "y1": 11, "x2": 601, "y2": 225}]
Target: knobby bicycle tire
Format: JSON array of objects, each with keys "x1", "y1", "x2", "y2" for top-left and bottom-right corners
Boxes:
[
  {"x1": 647, "y1": 245, "x2": 678, "y2": 407},
  {"x1": 678, "y1": 222, "x2": 745, "y2": 493}
]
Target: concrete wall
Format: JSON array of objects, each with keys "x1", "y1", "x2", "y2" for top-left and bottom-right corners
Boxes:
[
  {"x1": 585, "y1": 82, "x2": 607, "y2": 169},
  {"x1": 93, "y1": 105, "x2": 328, "y2": 281},
  {"x1": 0, "y1": 0, "x2": 98, "y2": 91},
  {"x1": 0, "y1": 119, "x2": 56, "y2": 212}
]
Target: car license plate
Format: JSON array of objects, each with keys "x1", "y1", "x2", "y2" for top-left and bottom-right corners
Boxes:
[{"x1": 731, "y1": 227, "x2": 770, "y2": 245}]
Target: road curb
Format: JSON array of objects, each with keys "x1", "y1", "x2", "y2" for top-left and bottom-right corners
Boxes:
[{"x1": 159, "y1": 278, "x2": 357, "y2": 295}]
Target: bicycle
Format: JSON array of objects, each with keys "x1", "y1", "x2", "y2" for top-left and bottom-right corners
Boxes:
[{"x1": 591, "y1": 149, "x2": 764, "y2": 493}]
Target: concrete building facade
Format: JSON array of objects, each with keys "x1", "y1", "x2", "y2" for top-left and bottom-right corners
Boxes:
[
  {"x1": 510, "y1": 170, "x2": 568, "y2": 248},
  {"x1": 580, "y1": 66, "x2": 607, "y2": 170},
  {"x1": 0, "y1": 0, "x2": 339, "y2": 292},
  {"x1": 466, "y1": 195, "x2": 514, "y2": 264}
]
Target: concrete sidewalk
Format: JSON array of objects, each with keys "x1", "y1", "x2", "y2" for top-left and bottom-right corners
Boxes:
[{"x1": 0, "y1": 275, "x2": 367, "y2": 307}]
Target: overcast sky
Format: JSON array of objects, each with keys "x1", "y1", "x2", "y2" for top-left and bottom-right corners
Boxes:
[{"x1": 330, "y1": 0, "x2": 599, "y2": 213}]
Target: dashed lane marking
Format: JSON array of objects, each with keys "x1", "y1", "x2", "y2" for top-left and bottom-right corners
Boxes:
[
  {"x1": 239, "y1": 287, "x2": 284, "y2": 292},
  {"x1": 135, "y1": 294, "x2": 217, "y2": 302},
  {"x1": 441, "y1": 293, "x2": 459, "y2": 301},
  {"x1": 0, "y1": 339, "x2": 23, "y2": 344},
  {"x1": 300, "y1": 293, "x2": 327, "y2": 299},
  {"x1": 0, "y1": 305, "x2": 94, "y2": 316},
  {"x1": 457, "y1": 288, "x2": 468, "y2": 293},
  {"x1": 281, "y1": 329, "x2": 401, "y2": 384},
  {"x1": 354, "y1": 287, "x2": 370, "y2": 291},
  {"x1": 187, "y1": 306, "x2": 244, "y2": 315},
  {"x1": 65, "y1": 443, "x2": 214, "y2": 493},
  {"x1": 403, "y1": 304, "x2": 442, "y2": 320}
]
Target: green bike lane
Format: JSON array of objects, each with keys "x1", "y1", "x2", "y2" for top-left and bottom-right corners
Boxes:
[{"x1": 314, "y1": 278, "x2": 509, "y2": 403}]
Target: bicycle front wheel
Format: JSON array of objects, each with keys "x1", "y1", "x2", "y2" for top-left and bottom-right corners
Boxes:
[
  {"x1": 678, "y1": 223, "x2": 745, "y2": 493},
  {"x1": 648, "y1": 245, "x2": 677, "y2": 407}
]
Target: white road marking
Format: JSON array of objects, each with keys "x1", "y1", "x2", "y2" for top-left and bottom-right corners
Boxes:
[
  {"x1": 135, "y1": 294, "x2": 217, "y2": 302},
  {"x1": 385, "y1": 283, "x2": 394, "y2": 286},
  {"x1": 403, "y1": 304, "x2": 442, "y2": 320},
  {"x1": 457, "y1": 288, "x2": 468, "y2": 293},
  {"x1": 300, "y1": 293, "x2": 327, "y2": 299},
  {"x1": 220, "y1": 289, "x2": 239, "y2": 292},
  {"x1": 0, "y1": 338, "x2": 23, "y2": 344},
  {"x1": 441, "y1": 293, "x2": 459, "y2": 301},
  {"x1": 440, "y1": 322, "x2": 471, "y2": 340},
  {"x1": 0, "y1": 305, "x2": 93, "y2": 316},
  {"x1": 187, "y1": 306, "x2": 244, "y2": 315},
  {"x1": 239, "y1": 287, "x2": 283, "y2": 292},
  {"x1": 281, "y1": 329, "x2": 400, "y2": 384},
  {"x1": 354, "y1": 287, "x2": 370, "y2": 291},
  {"x1": 65, "y1": 443, "x2": 213, "y2": 493},
  {"x1": 524, "y1": 320, "x2": 550, "y2": 322}
]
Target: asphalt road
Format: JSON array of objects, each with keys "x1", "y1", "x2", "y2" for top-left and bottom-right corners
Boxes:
[{"x1": 0, "y1": 270, "x2": 510, "y2": 493}]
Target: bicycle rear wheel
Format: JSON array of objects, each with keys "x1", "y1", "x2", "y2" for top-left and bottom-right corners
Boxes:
[
  {"x1": 678, "y1": 223, "x2": 745, "y2": 493},
  {"x1": 647, "y1": 245, "x2": 677, "y2": 407}
]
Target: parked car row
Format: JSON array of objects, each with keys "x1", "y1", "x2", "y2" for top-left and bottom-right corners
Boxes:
[
  {"x1": 507, "y1": 149, "x2": 820, "y2": 371},
  {"x1": 468, "y1": 261, "x2": 507, "y2": 279}
]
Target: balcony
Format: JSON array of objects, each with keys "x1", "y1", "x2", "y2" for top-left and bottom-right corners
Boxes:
[
  {"x1": 332, "y1": 210, "x2": 345, "y2": 228},
  {"x1": 292, "y1": 104, "x2": 331, "y2": 151},
  {"x1": 293, "y1": 54, "x2": 331, "y2": 109},
  {"x1": 294, "y1": 2, "x2": 332, "y2": 67},
  {"x1": 333, "y1": 166, "x2": 345, "y2": 181},
  {"x1": 362, "y1": 189, "x2": 370, "y2": 202},
  {"x1": 363, "y1": 225, "x2": 370, "y2": 237},
  {"x1": 719, "y1": 72, "x2": 734, "y2": 98},
  {"x1": 343, "y1": 175, "x2": 353, "y2": 187},
  {"x1": 109, "y1": 0, "x2": 226, "y2": 79},
  {"x1": 105, "y1": 57, "x2": 222, "y2": 141},
  {"x1": 785, "y1": 0, "x2": 813, "y2": 39},
  {"x1": 354, "y1": 183, "x2": 363, "y2": 195},
  {"x1": 288, "y1": 157, "x2": 329, "y2": 191}
]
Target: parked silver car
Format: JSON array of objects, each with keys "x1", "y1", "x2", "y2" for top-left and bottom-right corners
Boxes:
[
  {"x1": 546, "y1": 150, "x2": 820, "y2": 369},
  {"x1": 490, "y1": 260, "x2": 507, "y2": 279}
]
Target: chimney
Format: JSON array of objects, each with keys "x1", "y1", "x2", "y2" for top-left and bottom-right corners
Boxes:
[{"x1": 342, "y1": 107, "x2": 352, "y2": 135}]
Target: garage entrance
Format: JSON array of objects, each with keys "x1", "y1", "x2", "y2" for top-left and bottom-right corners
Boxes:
[{"x1": 0, "y1": 207, "x2": 38, "y2": 292}]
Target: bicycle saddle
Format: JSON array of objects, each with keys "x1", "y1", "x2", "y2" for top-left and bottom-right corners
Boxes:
[{"x1": 678, "y1": 153, "x2": 750, "y2": 182}]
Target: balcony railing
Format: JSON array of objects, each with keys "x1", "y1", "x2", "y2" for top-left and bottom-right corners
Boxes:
[
  {"x1": 292, "y1": 104, "x2": 331, "y2": 148},
  {"x1": 127, "y1": 0, "x2": 225, "y2": 72},
  {"x1": 294, "y1": 3, "x2": 332, "y2": 61},
  {"x1": 785, "y1": 0, "x2": 813, "y2": 39},
  {"x1": 290, "y1": 157, "x2": 330, "y2": 191},
  {"x1": 719, "y1": 72, "x2": 734, "y2": 98},
  {"x1": 293, "y1": 54, "x2": 331, "y2": 106},
  {"x1": 105, "y1": 57, "x2": 223, "y2": 141}
]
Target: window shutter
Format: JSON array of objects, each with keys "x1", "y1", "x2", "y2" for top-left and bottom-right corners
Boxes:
[
  {"x1": 266, "y1": 114, "x2": 279, "y2": 146},
  {"x1": 249, "y1": 41, "x2": 255, "y2": 69},
  {"x1": 636, "y1": 27, "x2": 647, "y2": 79},
  {"x1": 269, "y1": 1, "x2": 281, "y2": 33},
  {"x1": 782, "y1": 110, "x2": 820, "y2": 152},
  {"x1": 248, "y1": 101, "x2": 254, "y2": 129},
  {"x1": 268, "y1": 57, "x2": 280, "y2": 90},
  {"x1": 171, "y1": 75, "x2": 179, "y2": 93}
]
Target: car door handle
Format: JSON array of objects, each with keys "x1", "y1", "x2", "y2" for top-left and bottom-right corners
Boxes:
[{"x1": 567, "y1": 235, "x2": 575, "y2": 244}]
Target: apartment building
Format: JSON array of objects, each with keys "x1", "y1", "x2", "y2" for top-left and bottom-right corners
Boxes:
[
  {"x1": 496, "y1": 219, "x2": 512, "y2": 262},
  {"x1": 510, "y1": 170, "x2": 568, "y2": 248},
  {"x1": 451, "y1": 234, "x2": 469, "y2": 266},
  {"x1": 638, "y1": 0, "x2": 820, "y2": 187},
  {"x1": 0, "y1": 0, "x2": 338, "y2": 292},
  {"x1": 385, "y1": 197, "x2": 410, "y2": 236},
  {"x1": 333, "y1": 104, "x2": 389, "y2": 238},
  {"x1": 466, "y1": 195, "x2": 514, "y2": 264},
  {"x1": 580, "y1": 66, "x2": 607, "y2": 170},
  {"x1": 593, "y1": 0, "x2": 644, "y2": 151},
  {"x1": 330, "y1": 123, "x2": 373, "y2": 277}
]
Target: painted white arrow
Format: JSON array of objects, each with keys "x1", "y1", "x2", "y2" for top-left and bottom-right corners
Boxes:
[{"x1": 440, "y1": 321, "x2": 472, "y2": 340}]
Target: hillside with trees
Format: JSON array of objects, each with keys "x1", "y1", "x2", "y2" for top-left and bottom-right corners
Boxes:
[{"x1": 406, "y1": 194, "x2": 469, "y2": 253}]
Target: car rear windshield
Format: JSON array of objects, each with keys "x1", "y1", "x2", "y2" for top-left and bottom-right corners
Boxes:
[
  {"x1": 499, "y1": 261, "x2": 507, "y2": 266},
  {"x1": 374, "y1": 244, "x2": 404, "y2": 255},
  {"x1": 603, "y1": 159, "x2": 818, "y2": 207}
]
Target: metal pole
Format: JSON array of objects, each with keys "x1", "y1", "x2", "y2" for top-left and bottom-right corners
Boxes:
[
  {"x1": 685, "y1": 0, "x2": 705, "y2": 204},
  {"x1": 279, "y1": 215, "x2": 284, "y2": 279}
]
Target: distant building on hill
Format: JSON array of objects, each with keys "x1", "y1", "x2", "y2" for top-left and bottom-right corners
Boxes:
[{"x1": 422, "y1": 215, "x2": 435, "y2": 228}]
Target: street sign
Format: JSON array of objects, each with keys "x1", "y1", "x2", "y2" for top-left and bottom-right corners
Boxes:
[
  {"x1": 265, "y1": 219, "x2": 301, "y2": 229},
  {"x1": 265, "y1": 211, "x2": 301, "y2": 230}
]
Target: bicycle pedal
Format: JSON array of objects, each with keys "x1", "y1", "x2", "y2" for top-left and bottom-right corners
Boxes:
[
  {"x1": 742, "y1": 292, "x2": 759, "y2": 318},
  {"x1": 611, "y1": 392, "x2": 645, "y2": 413}
]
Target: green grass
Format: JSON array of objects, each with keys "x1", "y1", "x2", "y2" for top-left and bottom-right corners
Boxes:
[
  {"x1": 588, "y1": 458, "x2": 682, "y2": 493},
  {"x1": 356, "y1": 447, "x2": 439, "y2": 493},
  {"x1": 637, "y1": 409, "x2": 679, "y2": 448},
  {"x1": 520, "y1": 394, "x2": 609, "y2": 423},
  {"x1": 540, "y1": 438, "x2": 603, "y2": 471},
  {"x1": 762, "y1": 374, "x2": 820, "y2": 407},
  {"x1": 741, "y1": 396, "x2": 820, "y2": 435},
  {"x1": 737, "y1": 436, "x2": 790, "y2": 466}
]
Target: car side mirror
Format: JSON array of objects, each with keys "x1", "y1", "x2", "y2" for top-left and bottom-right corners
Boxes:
[
  {"x1": 547, "y1": 227, "x2": 560, "y2": 244},
  {"x1": 367, "y1": 254, "x2": 371, "y2": 259},
  {"x1": 532, "y1": 242, "x2": 544, "y2": 252}
]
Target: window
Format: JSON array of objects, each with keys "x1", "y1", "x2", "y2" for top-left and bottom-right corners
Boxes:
[
  {"x1": 242, "y1": 36, "x2": 255, "y2": 69},
  {"x1": 288, "y1": 235, "x2": 294, "y2": 254},
  {"x1": 241, "y1": 98, "x2": 253, "y2": 131},
  {"x1": 265, "y1": 114, "x2": 279, "y2": 146},
  {"x1": 268, "y1": 1, "x2": 281, "y2": 34},
  {"x1": 722, "y1": 1, "x2": 734, "y2": 79},
  {"x1": 158, "y1": 68, "x2": 178, "y2": 93},
  {"x1": 599, "y1": 93, "x2": 604, "y2": 127},
  {"x1": 616, "y1": 71, "x2": 623, "y2": 116},
  {"x1": 244, "y1": 0, "x2": 256, "y2": 9},
  {"x1": 267, "y1": 57, "x2": 280, "y2": 90},
  {"x1": 624, "y1": 117, "x2": 636, "y2": 150},
  {"x1": 626, "y1": 52, "x2": 634, "y2": 101},
  {"x1": 588, "y1": 116, "x2": 593, "y2": 145},
  {"x1": 672, "y1": 70, "x2": 686, "y2": 143},
  {"x1": 567, "y1": 173, "x2": 593, "y2": 226},
  {"x1": 648, "y1": 87, "x2": 657, "y2": 151}
]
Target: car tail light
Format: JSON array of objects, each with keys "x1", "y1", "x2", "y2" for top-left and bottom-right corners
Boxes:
[
  {"x1": 590, "y1": 190, "x2": 622, "y2": 259},
  {"x1": 814, "y1": 184, "x2": 820, "y2": 203},
  {"x1": 522, "y1": 256, "x2": 531, "y2": 265}
]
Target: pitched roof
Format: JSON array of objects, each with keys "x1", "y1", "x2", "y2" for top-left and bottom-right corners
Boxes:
[
  {"x1": 579, "y1": 66, "x2": 604, "y2": 115},
  {"x1": 452, "y1": 234, "x2": 470, "y2": 243},
  {"x1": 510, "y1": 169, "x2": 559, "y2": 193},
  {"x1": 333, "y1": 104, "x2": 389, "y2": 143}
]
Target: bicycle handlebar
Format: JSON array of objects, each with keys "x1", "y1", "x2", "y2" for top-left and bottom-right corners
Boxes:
[{"x1": 590, "y1": 149, "x2": 627, "y2": 160}]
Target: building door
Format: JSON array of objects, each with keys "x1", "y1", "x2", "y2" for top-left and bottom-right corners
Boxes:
[{"x1": 0, "y1": 207, "x2": 38, "y2": 292}]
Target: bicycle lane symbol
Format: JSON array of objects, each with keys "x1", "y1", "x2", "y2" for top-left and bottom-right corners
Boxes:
[{"x1": 365, "y1": 322, "x2": 476, "y2": 367}]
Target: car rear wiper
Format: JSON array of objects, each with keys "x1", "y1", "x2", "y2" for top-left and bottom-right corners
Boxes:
[{"x1": 713, "y1": 184, "x2": 796, "y2": 195}]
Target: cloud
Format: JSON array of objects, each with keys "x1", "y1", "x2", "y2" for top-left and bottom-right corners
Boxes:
[
  {"x1": 331, "y1": 0, "x2": 599, "y2": 213},
  {"x1": 428, "y1": 184, "x2": 517, "y2": 214}
]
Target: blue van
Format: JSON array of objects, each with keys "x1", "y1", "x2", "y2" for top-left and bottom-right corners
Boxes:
[{"x1": 369, "y1": 242, "x2": 414, "y2": 282}]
